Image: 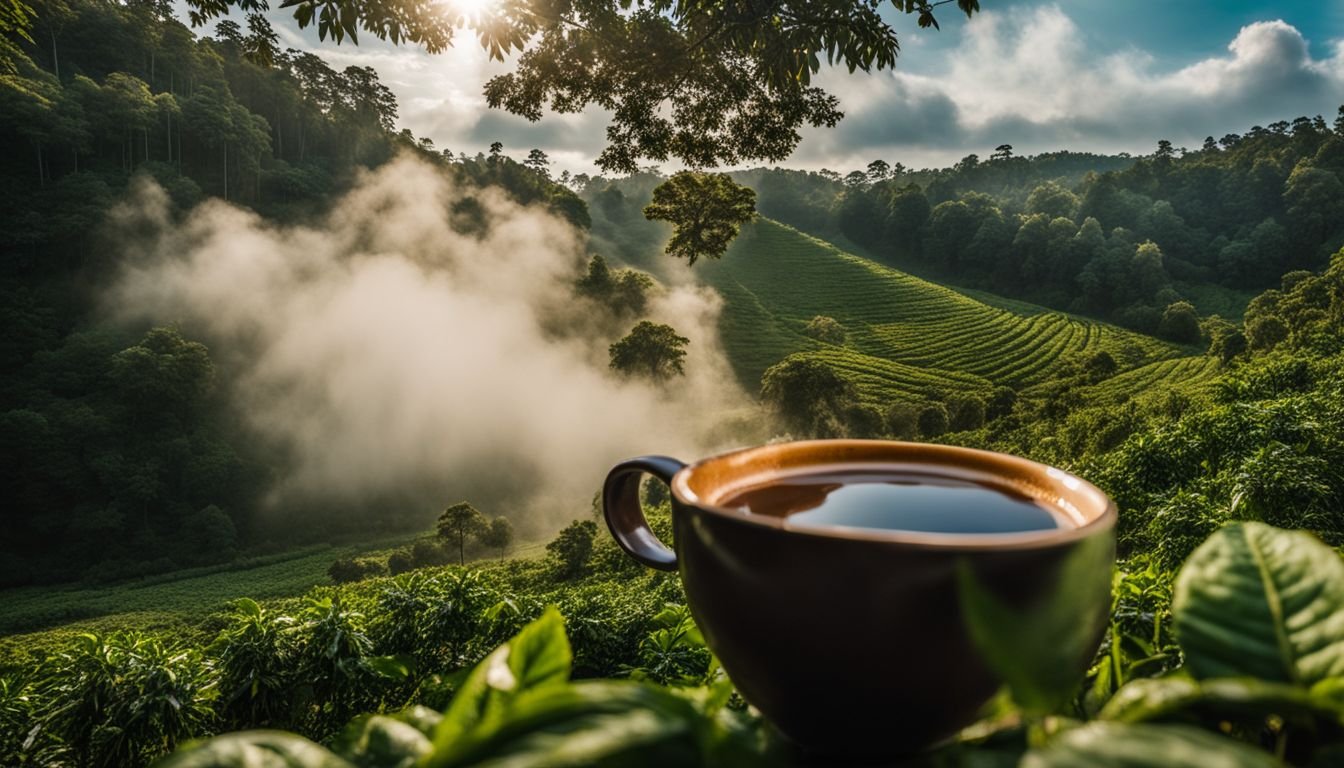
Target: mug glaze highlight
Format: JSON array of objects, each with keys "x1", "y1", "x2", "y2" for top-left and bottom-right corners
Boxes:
[{"x1": 602, "y1": 440, "x2": 1116, "y2": 756}]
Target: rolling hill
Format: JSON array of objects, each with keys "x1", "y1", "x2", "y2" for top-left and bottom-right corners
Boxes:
[{"x1": 696, "y1": 219, "x2": 1219, "y2": 405}]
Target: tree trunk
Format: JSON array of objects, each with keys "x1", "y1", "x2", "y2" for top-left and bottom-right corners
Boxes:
[
  {"x1": 50, "y1": 30, "x2": 59, "y2": 80},
  {"x1": 223, "y1": 142, "x2": 228, "y2": 200},
  {"x1": 144, "y1": 128, "x2": 149, "y2": 165},
  {"x1": 36, "y1": 143, "x2": 43, "y2": 187},
  {"x1": 165, "y1": 113, "x2": 171, "y2": 162}
]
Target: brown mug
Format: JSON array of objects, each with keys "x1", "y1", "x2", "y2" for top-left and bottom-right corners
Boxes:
[{"x1": 602, "y1": 439, "x2": 1116, "y2": 756}]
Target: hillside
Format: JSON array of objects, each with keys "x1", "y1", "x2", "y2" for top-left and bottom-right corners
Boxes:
[{"x1": 697, "y1": 218, "x2": 1215, "y2": 405}]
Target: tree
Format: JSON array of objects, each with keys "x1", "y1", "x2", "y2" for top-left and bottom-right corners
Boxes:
[
  {"x1": 183, "y1": 0, "x2": 979, "y2": 173},
  {"x1": 524, "y1": 148, "x2": 549, "y2": 180},
  {"x1": 991, "y1": 143, "x2": 1013, "y2": 161},
  {"x1": 109, "y1": 327, "x2": 215, "y2": 420},
  {"x1": 866, "y1": 159, "x2": 891, "y2": 182},
  {"x1": 437, "y1": 501, "x2": 487, "y2": 565},
  {"x1": 643, "y1": 172, "x2": 756, "y2": 266},
  {"x1": 760, "y1": 356, "x2": 855, "y2": 438},
  {"x1": 1025, "y1": 181, "x2": 1079, "y2": 221},
  {"x1": 546, "y1": 519, "x2": 596, "y2": 579},
  {"x1": 479, "y1": 516, "x2": 514, "y2": 560},
  {"x1": 243, "y1": 12, "x2": 280, "y2": 68},
  {"x1": 609, "y1": 321, "x2": 689, "y2": 381},
  {"x1": 1159, "y1": 301, "x2": 1201, "y2": 344}
]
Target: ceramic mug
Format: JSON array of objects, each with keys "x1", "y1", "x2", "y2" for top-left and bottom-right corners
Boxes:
[{"x1": 602, "y1": 439, "x2": 1116, "y2": 756}]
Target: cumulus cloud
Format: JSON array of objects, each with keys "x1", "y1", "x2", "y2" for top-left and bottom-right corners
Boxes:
[
  {"x1": 794, "y1": 6, "x2": 1344, "y2": 169},
  {"x1": 105, "y1": 155, "x2": 750, "y2": 533}
]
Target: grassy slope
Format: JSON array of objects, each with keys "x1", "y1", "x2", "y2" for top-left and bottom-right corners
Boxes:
[{"x1": 699, "y1": 219, "x2": 1218, "y2": 404}]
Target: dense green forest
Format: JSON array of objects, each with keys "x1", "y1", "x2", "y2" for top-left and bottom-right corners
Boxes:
[
  {"x1": 723, "y1": 119, "x2": 1344, "y2": 337},
  {"x1": 0, "y1": 0, "x2": 586, "y2": 586}
]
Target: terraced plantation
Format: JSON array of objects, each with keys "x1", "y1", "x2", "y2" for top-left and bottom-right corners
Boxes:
[{"x1": 699, "y1": 219, "x2": 1207, "y2": 404}]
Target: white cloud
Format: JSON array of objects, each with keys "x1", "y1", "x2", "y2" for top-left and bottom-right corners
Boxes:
[{"x1": 793, "y1": 6, "x2": 1344, "y2": 170}]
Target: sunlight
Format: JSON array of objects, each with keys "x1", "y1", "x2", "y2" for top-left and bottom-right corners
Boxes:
[{"x1": 444, "y1": 0, "x2": 497, "y2": 19}]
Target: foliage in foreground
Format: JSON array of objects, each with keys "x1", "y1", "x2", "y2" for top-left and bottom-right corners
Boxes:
[{"x1": 7, "y1": 521, "x2": 1341, "y2": 767}]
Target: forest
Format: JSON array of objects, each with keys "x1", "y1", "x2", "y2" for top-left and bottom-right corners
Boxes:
[
  {"x1": 0, "y1": 0, "x2": 586, "y2": 586},
  {"x1": 730, "y1": 120, "x2": 1344, "y2": 338},
  {"x1": 4, "y1": 0, "x2": 1344, "y2": 765}
]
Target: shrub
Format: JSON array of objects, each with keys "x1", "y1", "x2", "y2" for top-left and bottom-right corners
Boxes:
[
  {"x1": 410, "y1": 540, "x2": 451, "y2": 568},
  {"x1": 328, "y1": 557, "x2": 386, "y2": 584},
  {"x1": 917, "y1": 402, "x2": 949, "y2": 437},
  {"x1": 947, "y1": 395, "x2": 987, "y2": 432},
  {"x1": 387, "y1": 550, "x2": 414, "y2": 575},
  {"x1": 547, "y1": 520, "x2": 598, "y2": 580},
  {"x1": 987, "y1": 386, "x2": 1017, "y2": 420},
  {"x1": 884, "y1": 402, "x2": 920, "y2": 440},
  {"x1": 802, "y1": 315, "x2": 845, "y2": 344},
  {"x1": 842, "y1": 403, "x2": 885, "y2": 438}
]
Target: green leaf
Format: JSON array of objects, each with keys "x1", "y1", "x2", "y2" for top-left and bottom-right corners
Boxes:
[
  {"x1": 957, "y1": 530, "x2": 1113, "y2": 713},
  {"x1": 1173, "y1": 522, "x2": 1344, "y2": 685},
  {"x1": 363, "y1": 655, "x2": 414, "y2": 681},
  {"x1": 1100, "y1": 676, "x2": 1344, "y2": 725},
  {"x1": 156, "y1": 730, "x2": 355, "y2": 768},
  {"x1": 430, "y1": 607, "x2": 571, "y2": 757},
  {"x1": 1022, "y1": 722, "x2": 1282, "y2": 767},
  {"x1": 506, "y1": 606, "x2": 572, "y2": 691},
  {"x1": 330, "y1": 715, "x2": 432, "y2": 768},
  {"x1": 428, "y1": 680, "x2": 705, "y2": 768}
]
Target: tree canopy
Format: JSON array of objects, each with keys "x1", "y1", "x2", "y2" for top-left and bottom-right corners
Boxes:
[
  {"x1": 609, "y1": 321, "x2": 690, "y2": 381},
  {"x1": 160, "y1": 0, "x2": 982, "y2": 173},
  {"x1": 643, "y1": 171, "x2": 757, "y2": 266}
]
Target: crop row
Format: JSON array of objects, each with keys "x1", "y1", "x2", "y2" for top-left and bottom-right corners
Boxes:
[
  {"x1": 796, "y1": 348, "x2": 993, "y2": 406},
  {"x1": 700, "y1": 219, "x2": 1186, "y2": 398},
  {"x1": 1085, "y1": 355, "x2": 1222, "y2": 400}
]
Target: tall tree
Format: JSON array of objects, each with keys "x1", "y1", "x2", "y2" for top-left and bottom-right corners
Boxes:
[
  {"x1": 643, "y1": 171, "x2": 756, "y2": 266},
  {"x1": 437, "y1": 501, "x2": 487, "y2": 565},
  {"x1": 609, "y1": 321, "x2": 689, "y2": 381}
]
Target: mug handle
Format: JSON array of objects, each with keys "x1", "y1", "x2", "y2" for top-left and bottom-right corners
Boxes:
[{"x1": 602, "y1": 456, "x2": 686, "y2": 572}]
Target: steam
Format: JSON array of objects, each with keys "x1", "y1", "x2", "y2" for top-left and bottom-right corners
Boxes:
[{"x1": 106, "y1": 155, "x2": 751, "y2": 534}]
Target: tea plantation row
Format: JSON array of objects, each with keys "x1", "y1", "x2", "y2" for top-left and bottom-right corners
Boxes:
[{"x1": 700, "y1": 220, "x2": 1206, "y2": 405}]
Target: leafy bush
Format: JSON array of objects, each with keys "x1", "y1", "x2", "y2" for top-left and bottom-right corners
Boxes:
[
  {"x1": 152, "y1": 522, "x2": 1344, "y2": 767},
  {"x1": 545, "y1": 520, "x2": 598, "y2": 580},
  {"x1": 327, "y1": 556, "x2": 386, "y2": 584},
  {"x1": 802, "y1": 315, "x2": 845, "y2": 344}
]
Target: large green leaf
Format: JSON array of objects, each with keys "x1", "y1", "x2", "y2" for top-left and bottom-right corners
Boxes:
[
  {"x1": 330, "y1": 714, "x2": 432, "y2": 768},
  {"x1": 1100, "y1": 676, "x2": 1344, "y2": 725},
  {"x1": 1021, "y1": 722, "x2": 1281, "y2": 767},
  {"x1": 1173, "y1": 522, "x2": 1344, "y2": 685},
  {"x1": 155, "y1": 730, "x2": 354, "y2": 768},
  {"x1": 426, "y1": 680, "x2": 710, "y2": 768},
  {"x1": 430, "y1": 607, "x2": 571, "y2": 760}
]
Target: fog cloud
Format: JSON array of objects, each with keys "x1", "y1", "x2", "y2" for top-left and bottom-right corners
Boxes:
[{"x1": 106, "y1": 155, "x2": 749, "y2": 533}]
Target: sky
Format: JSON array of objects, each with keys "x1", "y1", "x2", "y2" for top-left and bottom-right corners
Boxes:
[{"x1": 242, "y1": 0, "x2": 1344, "y2": 176}]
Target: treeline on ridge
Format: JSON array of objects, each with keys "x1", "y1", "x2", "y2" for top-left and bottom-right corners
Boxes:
[{"x1": 732, "y1": 118, "x2": 1344, "y2": 339}]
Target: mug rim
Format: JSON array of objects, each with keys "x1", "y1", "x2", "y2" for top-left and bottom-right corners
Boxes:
[{"x1": 669, "y1": 439, "x2": 1117, "y2": 551}]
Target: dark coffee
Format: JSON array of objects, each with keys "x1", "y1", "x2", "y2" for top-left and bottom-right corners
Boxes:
[{"x1": 719, "y1": 468, "x2": 1069, "y2": 534}]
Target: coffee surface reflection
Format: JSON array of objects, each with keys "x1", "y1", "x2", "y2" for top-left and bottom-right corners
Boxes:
[{"x1": 719, "y1": 468, "x2": 1069, "y2": 534}]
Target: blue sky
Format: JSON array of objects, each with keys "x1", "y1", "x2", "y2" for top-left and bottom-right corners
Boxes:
[{"x1": 243, "y1": 0, "x2": 1344, "y2": 174}]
